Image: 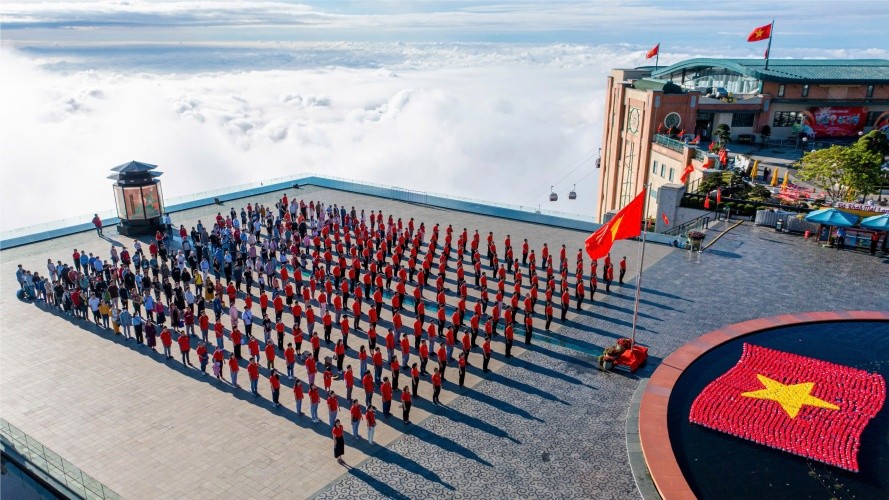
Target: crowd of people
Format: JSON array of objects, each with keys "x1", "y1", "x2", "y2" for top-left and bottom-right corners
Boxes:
[{"x1": 15, "y1": 192, "x2": 626, "y2": 463}]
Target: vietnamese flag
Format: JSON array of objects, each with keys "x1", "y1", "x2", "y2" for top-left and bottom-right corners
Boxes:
[
  {"x1": 716, "y1": 187, "x2": 723, "y2": 204},
  {"x1": 661, "y1": 212, "x2": 669, "y2": 225},
  {"x1": 747, "y1": 23, "x2": 772, "y2": 42},
  {"x1": 585, "y1": 189, "x2": 645, "y2": 261},
  {"x1": 680, "y1": 163, "x2": 695, "y2": 183},
  {"x1": 704, "y1": 195, "x2": 710, "y2": 209},
  {"x1": 645, "y1": 43, "x2": 659, "y2": 59},
  {"x1": 690, "y1": 343, "x2": 886, "y2": 471},
  {"x1": 718, "y1": 148, "x2": 728, "y2": 166}
]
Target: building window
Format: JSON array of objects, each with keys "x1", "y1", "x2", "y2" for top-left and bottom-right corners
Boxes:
[
  {"x1": 652, "y1": 160, "x2": 658, "y2": 174},
  {"x1": 773, "y1": 111, "x2": 801, "y2": 127},
  {"x1": 801, "y1": 84, "x2": 809, "y2": 97},
  {"x1": 777, "y1": 84, "x2": 785, "y2": 97},
  {"x1": 668, "y1": 168, "x2": 675, "y2": 182},
  {"x1": 867, "y1": 85, "x2": 875, "y2": 98},
  {"x1": 731, "y1": 112, "x2": 756, "y2": 127},
  {"x1": 866, "y1": 111, "x2": 883, "y2": 126},
  {"x1": 660, "y1": 164, "x2": 665, "y2": 177}
]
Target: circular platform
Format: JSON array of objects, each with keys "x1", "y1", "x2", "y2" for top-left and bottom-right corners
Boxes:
[{"x1": 639, "y1": 311, "x2": 889, "y2": 499}]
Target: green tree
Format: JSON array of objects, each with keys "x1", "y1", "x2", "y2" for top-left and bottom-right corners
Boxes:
[
  {"x1": 714, "y1": 124, "x2": 731, "y2": 144},
  {"x1": 797, "y1": 144, "x2": 883, "y2": 202},
  {"x1": 858, "y1": 130, "x2": 889, "y2": 156}
]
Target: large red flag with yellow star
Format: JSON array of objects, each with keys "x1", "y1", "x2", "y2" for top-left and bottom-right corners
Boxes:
[
  {"x1": 690, "y1": 343, "x2": 886, "y2": 471},
  {"x1": 747, "y1": 23, "x2": 772, "y2": 42},
  {"x1": 585, "y1": 189, "x2": 645, "y2": 261}
]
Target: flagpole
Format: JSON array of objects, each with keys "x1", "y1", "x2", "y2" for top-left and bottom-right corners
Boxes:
[
  {"x1": 630, "y1": 184, "x2": 651, "y2": 347},
  {"x1": 655, "y1": 48, "x2": 659, "y2": 72},
  {"x1": 764, "y1": 20, "x2": 774, "y2": 70}
]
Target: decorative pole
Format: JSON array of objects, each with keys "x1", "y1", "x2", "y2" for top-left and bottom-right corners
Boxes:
[{"x1": 764, "y1": 20, "x2": 775, "y2": 70}]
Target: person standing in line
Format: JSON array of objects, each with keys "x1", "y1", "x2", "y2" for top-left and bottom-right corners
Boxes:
[
  {"x1": 228, "y1": 354, "x2": 239, "y2": 386},
  {"x1": 309, "y1": 384, "x2": 321, "y2": 423},
  {"x1": 133, "y1": 313, "x2": 144, "y2": 344},
  {"x1": 619, "y1": 257, "x2": 627, "y2": 284},
  {"x1": 605, "y1": 263, "x2": 614, "y2": 293},
  {"x1": 365, "y1": 405, "x2": 376, "y2": 445},
  {"x1": 196, "y1": 342, "x2": 208, "y2": 375},
  {"x1": 603, "y1": 253, "x2": 611, "y2": 281},
  {"x1": 381, "y1": 377, "x2": 393, "y2": 417},
  {"x1": 504, "y1": 323, "x2": 514, "y2": 359},
  {"x1": 575, "y1": 280, "x2": 585, "y2": 311},
  {"x1": 401, "y1": 387, "x2": 412, "y2": 424},
  {"x1": 92, "y1": 214, "x2": 103, "y2": 236},
  {"x1": 333, "y1": 420, "x2": 346, "y2": 464},
  {"x1": 458, "y1": 353, "x2": 467, "y2": 387},
  {"x1": 293, "y1": 378, "x2": 304, "y2": 416},
  {"x1": 411, "y1": 363, "x2": 420, "y2": 397},
  {"x1": 544, "y1": 301, "x2": 553, "y2": 332},
  {"x1": 350, "y1": 400, "x2": 362, "y2": 438},
  {"x1": 265, "y1": 341, "x2": 276, "y2": 371},
  {"x1": 431, "y1": 368, "x2": 442, "y2": 404},
  {"x1": 285, "y1": 343, "x2": 296, "y2": 379},
  {"x1": 524, "y1": 313, "x2": 533, "y2": 345},
  {"x1": 327, "y1": 390, "x2": 339, "y2": 427},
  {"x1": 160, "y1": 328, "x2": 173, "y2": 359},
  {"x1": 482, "y1": 336, "x2": 492, "y2": 373},
  {"x1": 119, "y1": 308, "x2": 133, "y2": 340},
  {"x1": 247, "y1": 359, "x2": 260, "y2": 396},
  {"x1": 270, "y1": 369, "x2": 281, "y2": 407}
]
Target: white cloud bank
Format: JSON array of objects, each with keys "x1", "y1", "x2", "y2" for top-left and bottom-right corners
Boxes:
[{"x1": 1, "y1": 43, "x2": 641, "y2": 230}]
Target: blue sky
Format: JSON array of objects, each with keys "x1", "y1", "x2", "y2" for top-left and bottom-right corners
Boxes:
[{"x1": 1, "y1": 1, "x2": 887, "y2": 229}]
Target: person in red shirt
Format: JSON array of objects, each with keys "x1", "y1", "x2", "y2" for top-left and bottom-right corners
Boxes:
[
  {"x1": 390, "y1": 356, "x2": 400, "y2": 392},
  {"x1": 306, "y1": 352, "x2": 318, "y2": 387},
  {"x1": 605, "y1": 263, "x2": 614, "y2": 293},
  {"x1": 458, "y1": 352, "x2": 467, "y2": 387},
  {"x1": 332, "y1": 419, "x2": 345, "y2": 464},
  {"x1": 177, "y1": 331, "x2": 192, "y2": 366},
  {"x1": 265, "y1": 341, "x2": 276, "y2": 371},
  {"x1": 380, "y1": 377, "x2": 393, "y2": 417},
  {"x1": 400, "y1": 388, "x2": 412, "y2": 424},
  {"x1": 411, "y1": 363, "x2": 420, "y2": 396},
  {"x1": 269, "y1": 369, "x2": 282, "y2": 407},
  {"x1": 362, "y1": 370, "x2": 374, "y2": 408},
  {"x1": 211, "y1": 346, "x2": 224, "y2": 379},
  {"x1": 199, "y1": 311, "x2": 210, "y2": 343},
  {"x1": 619, "y1": 256, "x2": 627, "y2": 284},
  {"x1": 504, "y1": 323, "x2": 514, "y2": 359},
  {"x1": 247, "y1": 359, "x2": 260, "y2": 396},
  {"x1": 372, "y1": 347, "x2": 384, "y2": 386},
  {"x1": 335, "y1": 340, "x2": 346, "y2": 372},
  {"x1": 343, "y1": 365, "x2": 354, "y2": 402},
  {"x1": 431, "y1": 368, "x2": 442, "y2": 404},
  {"x1": 285, "y1": 343, "x2": 296, "y2": 379},
  {"x1": 482, "y1": 337, "x2": 492, "y2": 373},
  {"x1": 365, "y1": 405, "x2": 376, "y2": 444},
  {"x1": 323, "y1": 366, "x2": 333, "y2": 394},
  {"x1": 560, "y1": 289, "x2": 570, "y2": 321},
  {"x1": 228, "y1": 354, "x2": 239, "y2": 386},
  {"x1": 524, "y1": 313, "x2": 534, "y2": 345},
  {"x1": 436, "y1": 344, "x2": 448, "y2": 380},
  {"x1": 545, "y1": 301, "x2": 554, "y2": 331},
  {"x1": 293, "y1": 378, "x2": 305, "y2": 416},
  {"x1": 419, "y1": 340, "x2": 430, "y2": 375},
  {"x1": 349, "y1": 400, "x2": 363, "y2": 438},
  {"x1": 310, "y1": 332, "x2": 321, "y2": 362},
  {"x1": 196, "y1": 342, "x2": 208, "y2": 374},
  {"x1": 160, "y1": 328, "x2": 173, "y2": 359},
  {"x1": 327, "y1": 391, "x2": 339, "y2": 427},
  {"x1": 575, "y1": 280, "x2": 585, "y2": 311},
  {"x1": 248, "y1": 336, "x2": 260, "y2": 362},
  {"x1": 309, "y1": 384, "x2": 321, "y2": 423}
]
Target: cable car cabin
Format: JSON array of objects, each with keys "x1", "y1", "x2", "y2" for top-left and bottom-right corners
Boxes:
[
  {"x1": 550, "y1": 192, "x2": 558, "y2": 202},
  {"x1": 569, "y1": 184, "x2": 577, "y2": 200}
]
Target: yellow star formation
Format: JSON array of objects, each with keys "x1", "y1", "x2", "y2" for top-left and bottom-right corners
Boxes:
[
  {"x1": 610, "y1": 214, "x2": 623, "y2": 241},
  {"x1": 741, "y1": 374, "x2": 840, "y2": 418}
]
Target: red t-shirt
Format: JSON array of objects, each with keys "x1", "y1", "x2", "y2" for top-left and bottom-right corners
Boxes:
[
  {"x1": 327, "y1": 395, "x2": 338, "y2": 412},
  {"x1": 381, "y1": 383, "x2": 392, "y2": 401},
  {"x1": 247, "y1": 362, "x2": 259, "y2": 380}
]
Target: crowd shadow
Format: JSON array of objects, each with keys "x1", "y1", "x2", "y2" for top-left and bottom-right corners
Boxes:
[{"x1": 412, "y1": 396, "x2": 520, "y2": 445}]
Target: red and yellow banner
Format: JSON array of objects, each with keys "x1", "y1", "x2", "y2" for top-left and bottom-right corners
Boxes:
[{"x1": 690, "y1": 343, "x2": 886, "y2": 471}]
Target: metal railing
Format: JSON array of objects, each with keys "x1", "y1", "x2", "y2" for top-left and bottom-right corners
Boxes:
[
  {"x1": 0, "y1": 419, "x2": 120, "y2": 499},
  {"x1": 652, "y1": 134, "x2": 687, "y2": 153},
  {"x1": 663, "y1": 214, "x2": 711, "y2": 236}
]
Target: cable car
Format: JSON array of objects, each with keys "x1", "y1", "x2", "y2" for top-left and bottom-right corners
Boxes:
[
  {"x1": 569, "y1": 184, "x2": 577, "y2": 200},
  {"x1": 549, "y1": 186, "x2": 558, "y2": 202}
]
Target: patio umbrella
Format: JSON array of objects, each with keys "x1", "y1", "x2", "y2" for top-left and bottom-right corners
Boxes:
[
  {"x1": 781, "y1": 170, "x2": 789, "y2": 191},
  {"x1": 750, "y1": 160, "x2": 758, "y2": 180},
  {"x1": 804, "y1": 208, "x2": 858, "y2": 227},
  {"x1": 770, "y1": 168, "x2": 779, "y2": 186},
  {"x1": 860, "y1": 213, "x2": 889, "y2": 231}
]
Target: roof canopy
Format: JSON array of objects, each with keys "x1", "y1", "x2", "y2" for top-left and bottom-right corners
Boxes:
[
  {"x1": 111, "y1": 160, "x2": 159, "y2": 173},
  {"x1": 633, "y1": 78, "x2": 685, "y2": 94},
  {"x1": 651, "y1": 58, "x2": 889, "y2": 84},
  {"x1": 108, "y1": 160, "x2": 163, "y2": 182}
]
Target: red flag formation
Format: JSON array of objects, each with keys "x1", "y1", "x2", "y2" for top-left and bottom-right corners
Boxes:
[
  {"x1": 690, "y1": 343, "x2": 886, "y2": 471},
  {"x1": 645, "y1": 43, "x2": 659, "y2": 59},
  {"x1": 747, "y1": 23, "x2": 772, "y2": 42},
  {"x1": 585, "y1": 190, "x2": 645, "y2": 261}
]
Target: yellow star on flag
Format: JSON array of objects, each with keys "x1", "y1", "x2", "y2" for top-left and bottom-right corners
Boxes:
[
  {"x1": 610, "y1": 214, "x2": 623, "y2": 241},
  {"x1": 741, "y1": 374, "x2": 840, "y2": 418},
  {"x1": 754, "y1": 29, "x2": 764, "y2": 38}
]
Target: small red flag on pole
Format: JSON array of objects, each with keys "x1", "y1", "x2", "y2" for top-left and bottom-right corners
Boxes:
[
  {"x1": 717, "y1": 187, "x2": 723, "y2": 205},
  {"x1": 645, "y1": 43, "x2": 659, "y2": 59},
  {"x1": 661, "y1": 212, "x2": 669, "y2": 225},
  {"x1": 747, "y1": 23, "x2": 772, "y2": 42},
  {"x1": 680, "y1": 164, "x2": 695, "y2": 183},
  {"x1": 704, "y1": 195, "x2": 711, "y2": 209}
]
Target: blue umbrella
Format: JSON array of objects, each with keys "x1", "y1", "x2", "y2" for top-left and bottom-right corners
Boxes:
[
  {"x1": 804, "y1": 208, "x2": 858, "y2": 227},
  {"x1": 860, "y1": 213, "x2": 889, "y2": 231}
]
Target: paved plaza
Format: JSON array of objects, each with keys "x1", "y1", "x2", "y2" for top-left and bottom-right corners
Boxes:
[{"x1": 2, "y1": 186, "x2": 887, "y2": 499}]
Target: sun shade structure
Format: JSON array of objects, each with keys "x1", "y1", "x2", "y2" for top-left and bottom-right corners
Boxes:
[{"x1": 804, "y1": 207, "x2": 858, "y2": 227}]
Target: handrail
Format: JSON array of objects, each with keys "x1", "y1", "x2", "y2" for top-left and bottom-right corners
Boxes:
[{"x1": 663, "y1": 214, "x2": 711, "y2": 236}]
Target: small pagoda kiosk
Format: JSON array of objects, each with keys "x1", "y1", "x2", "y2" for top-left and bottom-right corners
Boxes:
[{"x1": 108, "y1": 161, "x2": 165, "y2": 236}]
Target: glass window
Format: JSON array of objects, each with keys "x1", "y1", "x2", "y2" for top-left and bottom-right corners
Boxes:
[
  {"x1": 777, "y1": 84, "x2": 785, "y2": 97},
  {"x1": 123, "y1": 187, "x2": 146, "y2": 219},
  {"x1": 866, "y1": 111, "x2": 883, "y2": 126},
  {"x1": 142, "y1": 184, "x2": 162, "y2": 218},
  {"x1": 669, "y1": 168, "x2": 675, "y2": 182},
  {"x1": 867, "y1": 85, "x2": 875, "y2": 98},
  {"x1": 660, "y1": 164, "x2": 665, "y2": 177},
  {"x1": 652, "y1": 160, "x2": 658, "y2": 173},
  {"x1": 113, "y1": 186, "x2": 127, "y2": 219},
  {"x1": 731, "y1": 112, "x2": 756, "y2": 127},
  {"x1": 801, "y1": 84, "x2": 809, "y2": 97},
  {"x1": 772, "y1": 111, "x2": 801, "y2": 127}
]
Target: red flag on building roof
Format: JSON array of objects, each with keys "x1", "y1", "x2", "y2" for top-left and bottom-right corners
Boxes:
[
  {"x1": 646, "y1": 43, "x2": 660, "y2": 59},
  {"x1": 680, "y1": 164, "x2": 695, "y2": 183},
  {"x1": 704, "y1": 195, "x2": 711, "y2": 209},
  {"x1": 690, "y1": 134, "x2": 701, "y2": 145},
  {"x1": 747, "y1": 23, "x2": 772, "y2": 42},
  {"x1": 584, "y1": 189, "x2": 645, "y2": 261},
  {"x1": 689, "y1": 343, "x2": 886, "y2": 472}
]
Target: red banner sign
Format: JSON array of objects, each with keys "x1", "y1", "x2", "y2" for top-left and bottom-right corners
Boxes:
[{"x1": 808, "y1": 107, "x2": 867, "y2": 137}]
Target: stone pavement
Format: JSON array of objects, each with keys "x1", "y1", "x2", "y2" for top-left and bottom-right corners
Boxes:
[{"x1": 0, "y1": 186, "x2": 670, "y2": 499}]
